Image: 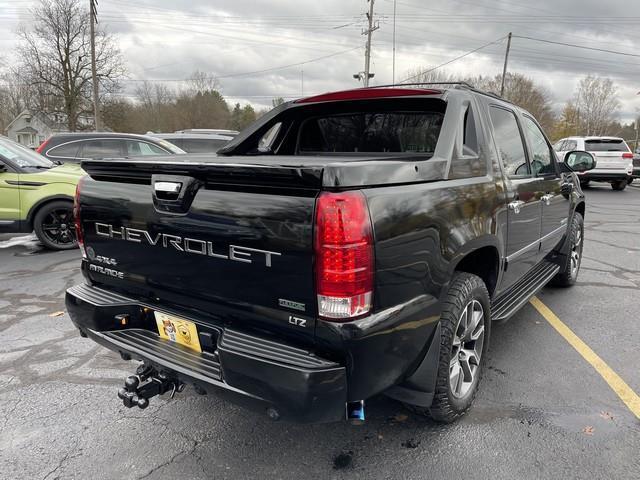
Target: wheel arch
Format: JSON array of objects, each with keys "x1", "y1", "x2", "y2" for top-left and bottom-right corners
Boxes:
[
  {"x1": 26, "y1": 195, "x2": 74, "y2": 229},
  {"x1": 449, "y1": 237, "x2": 501, "y2": 298}
]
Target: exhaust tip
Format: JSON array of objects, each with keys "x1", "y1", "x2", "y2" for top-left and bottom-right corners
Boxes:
[{"x1": 346, "y1": 400, "x2": 365, "y2": 424}]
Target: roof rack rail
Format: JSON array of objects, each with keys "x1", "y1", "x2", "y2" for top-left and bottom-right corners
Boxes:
[
  {"x1": 369, "y1": 82, "x2": 511, "y2": 104},
  {"x1": 371, "y1": 81, "x2": 475, "y2": 89}
]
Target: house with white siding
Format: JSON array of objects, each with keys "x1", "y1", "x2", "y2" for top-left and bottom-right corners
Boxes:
[{"x1": 4, "y1": 110, "x2": 93, "y2": 148}]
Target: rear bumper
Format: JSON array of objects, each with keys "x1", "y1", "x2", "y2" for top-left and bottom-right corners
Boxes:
[
  {"x1": 576, "y1": 170, "x2": 629, "y2": 182},
  {"x1": 66, "y1": 284, "x2": 347, "y2": 423}
]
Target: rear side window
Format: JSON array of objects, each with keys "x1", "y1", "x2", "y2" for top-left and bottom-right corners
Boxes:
[
  {"x1": 124, "y1": 140, "x2": 167, "y2": 156},
  {"x1": 180, "y1": 138, "x2": 228, "y2": 153},
  {"x1": 585, "y1": 139, "x2": 630, "y2": 152},
  {"x1": 298, "y1": 112, "x2": 444, "y2": 154},
  {"x1": 81, "y1": 139, "x2": 123, "y2": 159},
  {"x1": 489, "y1": 107, "x2": 528, "y2": 176},
  {"x1": 47, "y1": 141, "x2": 81, "y2": 159}
]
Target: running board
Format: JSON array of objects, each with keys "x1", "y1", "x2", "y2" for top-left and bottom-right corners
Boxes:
[{"x1": 491, "y1": 261, "x2": 560, "y2": 321}]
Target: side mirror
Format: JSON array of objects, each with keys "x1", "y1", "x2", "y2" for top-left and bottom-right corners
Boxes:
[{"x1": 564, "y1": 150, "x2": 596, "y2": 172}]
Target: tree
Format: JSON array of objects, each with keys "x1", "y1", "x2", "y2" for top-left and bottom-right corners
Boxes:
[
  {"x1": 229, "y1": 103, "x2": 256, "y2": 131},
  {"x1": 271, "y1": 97, "x2": 286, "y2": 108},
  {"x1": 550, "y1": 102, "x2": 581, "y2": 140},
  {"x1": 572, "y1": 75, "x2": 620, "y2": 136},
  {"x1": 133, "y1": 81, "x2": 175, "y2": 133},
  {"x1": 173, "y1": 71, "x2": 230, "y2": 130},
  {"x1": 473, "y1": 73, "x2": 556, "y2": 132},
  {"x1": 401, "y1": 67, "x2": 459, "y2": 85},
  {"x1": 401, "y1": 67, "x2": 556, "y2": 132},
  {"x1": 16, "y1": 0, "x2": 125, "y2": 131}
]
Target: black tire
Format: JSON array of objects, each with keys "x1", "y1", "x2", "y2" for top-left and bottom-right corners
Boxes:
[
  {"x1": 406, "y1": 272, "x2": 491, "y2": 423},
  {"x1": 611, "y1": 180, "x2": 626, "y2": 191},
  {"x1": 33, "y1": 200, "x2": 77, "y2": 250},
  {"x1": 628, "y1": 178, "x2": 634, "y2": 185},
  {"x1": 580, "y1": 180, "x2": 590, "y2": 188},
  {"x1": 552, "y1": 212, "x2": 583, "y2": 287}
]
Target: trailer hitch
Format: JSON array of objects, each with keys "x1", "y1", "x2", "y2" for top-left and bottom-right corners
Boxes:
[{"x1": 117, "y1": 363, "x2": 185, "y2": 409}]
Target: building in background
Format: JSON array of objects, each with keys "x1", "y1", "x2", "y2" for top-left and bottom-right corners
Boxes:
[{"x1": 4, "y1": 110, "x2": 93, "y2": 148}]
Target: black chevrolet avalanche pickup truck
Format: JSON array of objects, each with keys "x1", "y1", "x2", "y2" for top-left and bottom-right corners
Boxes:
[{"x1": 66, "y1": 85, "x2": 597, "y2": 423}]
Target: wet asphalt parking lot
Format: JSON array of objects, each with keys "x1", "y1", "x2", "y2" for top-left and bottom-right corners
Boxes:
[{"x1": 1, "y1": 183, "x2": 639, "y2": 480}]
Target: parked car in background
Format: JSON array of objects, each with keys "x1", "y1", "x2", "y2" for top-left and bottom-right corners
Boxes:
[
  {"x1": 0, "y1": 135, "x2": 83, "y2": 250},
  {"x1": 554, "y1": 136, "x2": 633, "y2": 190},
  {"x1": 151, "y1": 133, "x2": 233, "y2": 153},
  {"x1": 37, "y1": 132, "x2": 185, "y2": 163},
  {"x1": 174, "y1": 128, "x2": 239, "y2": 137}
]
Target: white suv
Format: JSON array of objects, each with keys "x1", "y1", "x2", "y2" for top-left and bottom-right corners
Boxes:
[{"x1": 554, "y1": 136, "x2": 633, "y2": 190}]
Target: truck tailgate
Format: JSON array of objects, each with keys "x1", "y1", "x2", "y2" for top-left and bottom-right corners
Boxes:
[{"x1": 78, "y1": 159, "x2": 322, "y2": 341}]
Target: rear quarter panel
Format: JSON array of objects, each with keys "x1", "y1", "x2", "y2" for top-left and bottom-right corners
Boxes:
[{"x1": 315, "y1": 176, "x2": 506, "y2": 400}]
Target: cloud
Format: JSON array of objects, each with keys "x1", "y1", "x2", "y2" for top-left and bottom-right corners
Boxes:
[{"x1": 2, "y1": 0, "x2": 639, "y2": 120}]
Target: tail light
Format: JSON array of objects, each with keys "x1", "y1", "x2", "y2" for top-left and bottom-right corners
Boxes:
[
  {"x1": 36, "y1": 137, "x2": 51, "y2": 154},
  {"x1": 74, "y1": 177, "x2": 86, "y2": 258},
  {"x1": 622, "y1": 152, "x2": 633, "y2": 159},
  {"x1": 315, "y1": 191, "x2": 374, "y2": 320}
]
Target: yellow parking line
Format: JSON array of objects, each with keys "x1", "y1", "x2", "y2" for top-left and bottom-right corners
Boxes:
[{"x1": 530, "y1": 296, "x2": 640, "y2": 420}]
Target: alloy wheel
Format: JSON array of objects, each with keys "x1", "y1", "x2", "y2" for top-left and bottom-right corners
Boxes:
[
  {"x1": 570, "y1": 223, "x2": 583, "y2": 278},
  {"x1": 40, "y1": 208, "x2": 76, "y2": 247},
  {"x1": 449, "y1": 299, "x2": 485, "y2": 399}
]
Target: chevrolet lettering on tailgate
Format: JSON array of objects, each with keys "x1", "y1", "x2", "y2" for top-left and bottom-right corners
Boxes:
[{"x1": 94, "y1": 222, "x2": 281, "y2": 267}]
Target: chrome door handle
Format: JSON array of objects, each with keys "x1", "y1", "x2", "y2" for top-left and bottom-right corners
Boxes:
[
  {"x1": 508, "y1": 200, "x2": 525, "y2": 214},
  {"x1": 541, "y1": 194, "x2": 554, "y2": 205}
]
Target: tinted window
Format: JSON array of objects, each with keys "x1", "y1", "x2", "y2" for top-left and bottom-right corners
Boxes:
[
  {"x1": 81, "y1": 139, "x2": 123, "y2": 159},
  {"x1": 489, "y1": 107, "x2": 528, "y2": 176},
  {"x1": 0, "y1": 137, "x2": 54, "y2": 169},
  {"x1": 180, "y1": 138, "x2": 228, "y2": 153},
  {"x1": 298, "y1": 112, "x2": 444, "y2": 154},
  {"x1": 47, "y1": 141, "x2": 81, "y2": 159},
  {"x1": 565, "y1": 140, "x2": 577, "y2": 151},
  {"x1": 522, "y1": 115, "x2": 555, "y2": 176},
  {"x1": 259, "y1": 123, "x2": 282, "y2": 152},
  {"x1": 585, "y1": 139, "x2": 630, "y2": 152},
  {"x1": 124, "y1": 140, "x2": 167, "y2": 156}
]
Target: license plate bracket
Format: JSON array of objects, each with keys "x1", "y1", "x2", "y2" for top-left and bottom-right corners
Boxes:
[{"x1": 154, "y1": 311, "x2": 202, "y2": 353}]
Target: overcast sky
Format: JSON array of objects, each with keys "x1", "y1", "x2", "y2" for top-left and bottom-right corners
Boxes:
[{"x1": 1, "y1": 0, "x2": 639, "y2": 121}]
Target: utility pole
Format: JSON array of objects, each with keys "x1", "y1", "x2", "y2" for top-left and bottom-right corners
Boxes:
[
  {"x1": 90, "y1": 0, "x2": 100, "y2": 131},
  {"x1": 362, "y1": 0, "x2": 378, "y2": 87},
  {"x1": 392, "y1": 0, "x2": 397, "y2": 84},
  {"x1": 500, "y1": 32, "x2": 512, "y2": 97}
]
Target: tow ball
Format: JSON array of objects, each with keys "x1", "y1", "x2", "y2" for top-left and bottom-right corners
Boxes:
[{"x1": 117, "y1": 363, "x2": 185, "y2": 409}]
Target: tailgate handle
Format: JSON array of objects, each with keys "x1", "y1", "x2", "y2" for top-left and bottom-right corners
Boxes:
[
  {"x1": 154, "y1": 181, "x2": 182, "y2": 200},
  {"x1": 151, "y1": 175, "x2": 201, "y2": 214}
]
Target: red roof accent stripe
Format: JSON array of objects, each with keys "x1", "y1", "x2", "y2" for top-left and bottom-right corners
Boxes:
[{"x1": 295, "y1": 87, "x2": 441, "y2": 104}]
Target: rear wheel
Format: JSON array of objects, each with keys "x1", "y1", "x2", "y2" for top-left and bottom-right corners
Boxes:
[
  {"x1": 611, "y1": 180, "x2": 627, "y2": 191},
  {"x1": 33, "y1": 201, "x2": 77, "y2": 250},
  {"x1": 406, "y1": 273, "x2": 490, "y2": 423}
]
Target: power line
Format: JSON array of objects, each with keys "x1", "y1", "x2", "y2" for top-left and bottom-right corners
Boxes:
[
  {"x1": 400, "y1": 35, "x2": 507, "y2": 83},
  {"x1": 121, "y1": 46, "x2": 361, "y2": 82},
  {"x1": 512, "y1": 35, "x2": 640, "y2": 59}
]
